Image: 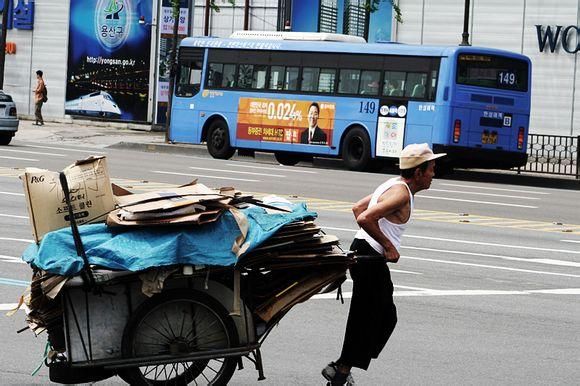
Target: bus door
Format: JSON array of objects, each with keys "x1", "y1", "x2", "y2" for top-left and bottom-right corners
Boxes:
[{"x1": 170, "y1": 49, "x2": 204, "y2": 143}]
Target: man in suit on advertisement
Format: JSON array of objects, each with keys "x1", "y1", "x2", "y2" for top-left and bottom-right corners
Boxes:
[{"x1": 300, "y1": 102, "x2": 327, "y2": 145}]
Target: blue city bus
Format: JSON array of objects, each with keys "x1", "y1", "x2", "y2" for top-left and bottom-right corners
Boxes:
[{"x1": 169, "y1": 31, "x2": 531, "y2": 171}]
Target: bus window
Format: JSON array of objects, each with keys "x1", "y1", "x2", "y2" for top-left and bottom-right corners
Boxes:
[
  {"x1": 208, "y1": 63, "x2": 224, "y2": 88},
  {"x1": 359, "y1": 70, "x2": 380, "y2": 95},
  {"x1": 405, "y1": 72, "x2": 427, "y2": 98},
  {"x1": 318, "y1": 68, "x2": 336, "y2": 93},
  {"x1": 237, "y1": 64, "x2": 254, "y2": 89},
  {"x1": 221, "y1": 64, "x2": 236, "y2": 87},
  {"x1": 338, "y1": 69, "x2": 360, "y2": 94},
  {"x1": 383, "y1": 71, "x2": 405, "y2": 97},
  {"x1": 428, "y1": 69, "x2": 438, "y2": 100},
  {"x1": 252, "y1": 65, "x2": 268, "y2": 89},
  {"x1": 301, "y1": 67, "x2": 320, "y2": 92},
  {"x1": 176, "y1": 61, "x2": 202, "y2": 97},
  {"x1": 269, "y1": 66, "x2": 285, "y2": 90},
  {"x1": 284, "y1": 67, "x2": 299, "y2": 91}
]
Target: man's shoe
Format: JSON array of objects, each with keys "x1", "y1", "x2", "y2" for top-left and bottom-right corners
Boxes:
[{"x1": 322, "y1": 362, "x2": 355, "y2": 385}]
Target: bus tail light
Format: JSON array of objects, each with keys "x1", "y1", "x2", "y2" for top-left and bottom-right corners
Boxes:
[
  {"x1": 453, "y1": 119, "x2": 461, "y2": 143},
  {"x1": 517, "y1": 127, "x2": 525, "y2": 150}
]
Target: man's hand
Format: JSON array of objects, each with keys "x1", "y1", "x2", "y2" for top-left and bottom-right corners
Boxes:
[{"x1": 383, "y1": 247, "x2": 400, "y2": 263}]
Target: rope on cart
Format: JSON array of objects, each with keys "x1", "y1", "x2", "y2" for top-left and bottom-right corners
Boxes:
[{"x1": 31, "y1": 340, "x2": 49, "y2": 376}]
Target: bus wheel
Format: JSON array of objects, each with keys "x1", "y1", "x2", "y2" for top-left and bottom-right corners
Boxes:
[
  {"x1": 274, "y1": 152, "x2": 301, "y2": 166},
  {"x1": 342, "y1": 127, "x2": 371, "y2": 171},
  {"x1": 207, "y1": 120, "x2": 235, "y2": 159}
]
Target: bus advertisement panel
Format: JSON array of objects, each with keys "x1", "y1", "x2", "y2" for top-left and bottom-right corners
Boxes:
[{"x1": 236, "y1": 98, "x2": 335, "y2": 146}]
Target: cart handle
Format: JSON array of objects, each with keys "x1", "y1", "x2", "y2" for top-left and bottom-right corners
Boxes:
[{"x1": 59, "y1": 172, "x2": 95, "y2": 289}]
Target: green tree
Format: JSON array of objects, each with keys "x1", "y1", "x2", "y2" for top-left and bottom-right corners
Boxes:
[{"x1": 365, "y1": 0, "x2": 403, "y2": 23}]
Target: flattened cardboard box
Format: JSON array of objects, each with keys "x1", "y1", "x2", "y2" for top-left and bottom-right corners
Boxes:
[{"x1": 21, "y1": 156, "x2": 115, "y2": 243}]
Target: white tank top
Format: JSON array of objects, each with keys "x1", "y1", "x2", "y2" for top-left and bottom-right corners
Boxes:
[{"x1": 354, "y1": 177, "x2": 414, "y2": 254}]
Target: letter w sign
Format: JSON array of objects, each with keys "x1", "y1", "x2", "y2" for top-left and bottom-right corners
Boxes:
[{"x1": 536, "y1": 25, "x2": 580, "y2": 53}]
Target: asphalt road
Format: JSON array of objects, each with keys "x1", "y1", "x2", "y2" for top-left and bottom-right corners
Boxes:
[{"x1": 0, "y1": 131, "x2": 579, "y2": 385}]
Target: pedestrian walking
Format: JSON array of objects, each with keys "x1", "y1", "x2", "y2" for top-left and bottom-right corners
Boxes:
[
  {"x1": 322, "y1": 143, "x2": 446, "y2": 385},
  {"x1": 33, "y1": 70, "x2": 46, "y2": 126}
]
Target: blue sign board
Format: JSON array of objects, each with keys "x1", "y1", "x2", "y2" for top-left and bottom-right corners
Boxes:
[{"x1": 0, "y1": 0, "x2": 35, "y2": 30}]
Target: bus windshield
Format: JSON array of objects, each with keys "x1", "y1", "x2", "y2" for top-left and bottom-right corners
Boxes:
[{"x1": 456, "y1": 54, "x2": 528, "y2": 92}]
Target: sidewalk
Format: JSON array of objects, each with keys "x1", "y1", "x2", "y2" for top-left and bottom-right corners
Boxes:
[{"x1": 15, "y1": 118, "x2": 166, "y2": 148}]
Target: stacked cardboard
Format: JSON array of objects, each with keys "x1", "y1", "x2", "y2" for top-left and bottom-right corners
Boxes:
[
  {"x1": 238, "y1": 219, "x2": 351, "y2": 322},
  {"x1": 107, "y1": 181, "x2": 245, "y2": 227}
]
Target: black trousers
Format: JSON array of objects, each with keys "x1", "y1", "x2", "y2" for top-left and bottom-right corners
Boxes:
[{"x1": 338, "y1": 238, "x2": 397, "y2": 370}]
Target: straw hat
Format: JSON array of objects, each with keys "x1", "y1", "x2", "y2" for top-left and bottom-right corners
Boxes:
[{"x1": 399, "y1": 143, "x2": 446, "y2": 170}]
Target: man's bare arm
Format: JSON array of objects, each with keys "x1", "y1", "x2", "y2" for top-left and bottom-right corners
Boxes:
[{"x1": 352, "y1": 194, "x2": 372, "y2": 220}]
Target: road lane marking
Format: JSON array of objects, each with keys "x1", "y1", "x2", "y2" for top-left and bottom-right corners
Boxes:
[
  {"x1": 322, "y1": 226, "x2": 580, "y2": 254},
  {"x1": 0, "y1": 277, "x2": 29, "y2": 287},
  {"x1": 402, "y1": 255, "x2": 580, "y2": 277},
  {"x1": 23, "y1": 144, "x2": 107, "y2": 154},
  {"x1": 0, "y1": 237, "x2": 33, "y2": 243},
  {"x1": 0, "y1": 303, "x2": 19, "y2": 311},
  {"x1": 439, "y1": 183, "x2": 550, "y2": 195},
  {"x1": 402, "y1": 246, "x2": 580, "y2": 268},
  {"x1": 189, "y1": 166, "x2": 285, "y2": 178},
  {"x1": 152, "y1": 170, "x2": 260, "y2": 182},
  {"x1": 403, "y1": 234, "x2": 580, "y2": 255},
  {"x1": 391, "y1": 269, "x2": 422, "y2": 275},
  {"x1": 0, "y1": 213, "x2": 28, "y2": 219},
  {"x1": 312, "y1": 288, "x2": 580, "y2": 299},
  {"x1": 417, "y1": 195, "x2": 538, "y2": 209},
  {"x1": 0, "y1": 155, "x2": 38, "y2": 161},
  {"x1": 0, "y1": 255, "x2": 26, "y2": 264},
  {"x1": 428, "y1": 188, "x2": 540, "y2": 200},
  {"x1": 226, "y1": 163, "x2": 318, "y2": 174},
  {"x1": 0, "y1": 148, "x2": 65, "y2": 157},
  {"x1": 561, "y1": 239, "x2": 580, "y2": 244},
  {"x1": 0, "y1": 191, "x2": 24, "y2": 196}
]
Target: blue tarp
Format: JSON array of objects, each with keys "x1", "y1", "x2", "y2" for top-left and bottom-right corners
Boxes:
[{"x1": 22, "y1": 203, "x2": 316, "y2": 276}]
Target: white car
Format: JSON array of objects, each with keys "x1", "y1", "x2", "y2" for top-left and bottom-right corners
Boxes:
[{"x1": 0, "y1": 90, "x2": 19, "y2": 145}]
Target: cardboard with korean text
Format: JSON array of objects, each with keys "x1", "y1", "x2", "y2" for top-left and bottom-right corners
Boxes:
[{"x1": 20, "y1": 156, "x2": 115, "y2": 243}]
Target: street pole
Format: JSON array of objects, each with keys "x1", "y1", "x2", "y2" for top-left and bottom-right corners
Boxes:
[
  {"x1": 459, "y1": 0, "x2": 471, "y2": 46},
  {"x1": 165, "y1": 0, "x2": 180, "y2": 142},
  {"x1": 0, "y1": 1, "x2": 9, "y2": 89}
]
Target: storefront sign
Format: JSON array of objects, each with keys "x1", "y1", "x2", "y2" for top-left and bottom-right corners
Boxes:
[
  {"x1": 160, "y1": 6, "x2": 189, "y2": 35},
  {"x1": 65, "y1": 0, "x2": 152, "y2": 122},
  {"x1": 0, "y1": 0, "x2": 35, "y2": 30},
  {"x1": 236, "y1": 98, "x2": 335, "y2": 146},
  {"x1": 536, "y1": 24, "x2": 580, "y2": 53}
]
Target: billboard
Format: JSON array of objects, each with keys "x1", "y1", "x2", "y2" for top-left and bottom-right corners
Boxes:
[
  {"x1": 236, "y1": 98, "x2": 335, "y2": 146},
  {"x1": 289, "y1": 0, "x2": 392, "y2": 43},
  {"x1": 65, "y1": 0, "x2": 152, "y2": 122}
]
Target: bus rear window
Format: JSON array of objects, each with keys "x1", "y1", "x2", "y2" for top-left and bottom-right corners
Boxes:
[{"x1": 456, "y1": 54, "x2": 528, "y2": 92}]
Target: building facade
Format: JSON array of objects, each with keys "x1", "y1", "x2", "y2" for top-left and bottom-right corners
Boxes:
[
  {"x1": 396, "y1": 0, "x2": 580, "y2": 136},
  {"x1": 2, "y1": 0, "x2": 279, "y2": 125},
  {"x1": 3, "y1": 0, "x2": 579, "y2": 137}
]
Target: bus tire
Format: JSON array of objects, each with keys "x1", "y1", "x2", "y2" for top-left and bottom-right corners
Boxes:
[
  {"x1": 274, "y1": 152, "x2": 301, "y2": 166},
  {"x1": 207, "y1": 119, "x2": 235, "y2": 159},
  {"x1": 342, "y1": 126, "x2": 372, "y2": 171}
]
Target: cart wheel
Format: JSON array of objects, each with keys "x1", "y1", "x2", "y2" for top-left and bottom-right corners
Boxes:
[{"x1": 119, "y1": 289, "x2": 239, "y2": 385}]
